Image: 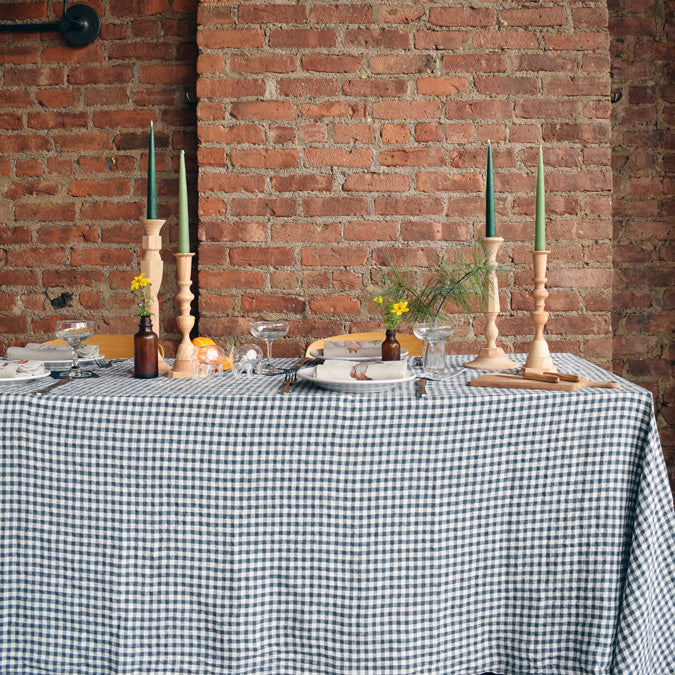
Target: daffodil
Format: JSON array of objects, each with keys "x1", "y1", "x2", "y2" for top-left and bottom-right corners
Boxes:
[
  {"x1": 392, "y1": 301, "x2": 409, "y2": 317},
  {"x1": 130, "y1": 273, "x2": 153, "y2": 316},
  {"x1": 131, "y1": 273, "x2": 150, "y2": 291}
]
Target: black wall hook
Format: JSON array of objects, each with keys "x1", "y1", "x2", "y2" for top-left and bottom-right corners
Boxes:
[{"x1": 0, "y1": 0, "x2": 101, "y2": 46}]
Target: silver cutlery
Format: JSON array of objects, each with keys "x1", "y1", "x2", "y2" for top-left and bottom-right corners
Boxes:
[
  {"x1": 280, "y1": 368, "x2": 298, "y2": 394},
  {"x1": 415, "y1": 378, "x2": 427, "y2": 398},
  {"x1": 34, "y1": 377, "x2": 71, "y2": 396}
]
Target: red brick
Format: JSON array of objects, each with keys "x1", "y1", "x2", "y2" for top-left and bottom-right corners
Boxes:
[
  {"x1": 230, "y1": 101, "x2": 296, "y2": 121},
  {"x1": 302, "y1": 197, "x2": 368, "y2": 217},
  {"x1": 370, "y1": 55, "x2": 432, "y2": 74},
  {"x1": 238, "y1": 4, "x2": 306, "y2": 24},
  {"x1": 198, "y1": 28, "x2": 264, "y2": 49},
  {"x1": 271, "y1": 222, "x2": 340, "y2": 242},
  {"x1": 417, "y1": 77, "x2": 468, "y2": 96},
  {"x1": 271, "y1": 175, "x2": 334, "y2": 192},
  {"x1": 473, "y1": 30, "x2": 539, "y2": 50},
  {"x1": 379, "y1": 148, "x2": 445, "y2": 167},
  {"x1": 43, "y1": 269, "x2": 105, "y2": 287},
  {"x1": 375, "y1": 196, "x2": 445, "y2": 216},
  {"x1": 0, "y1": 316, "x2": 28, "y2": 334},
  {"x1": 199, "y1": 270, "x2": 265, "y2": 291},
  {"x1": 301, "y1": 54, "x2": 363, "y2": 73},
  {"x1": 242, "y1": 294, "x2": 306, "y2": 315},
  {"x1": 278, "y1": 78, "x2": 338, "y2": 98},
  {"x1": 341, "y1": 79, "x2": 407, "y2": 97},
  {"x1": 300, "y1": 102, "x2": 365, "y2": 119},
  {"x1": 231, "y1": 198, "x2": 297, "y2": 217},
  {"x1": 230, "y1": 149, "x2": 299, "y2": 169},
  {"x1": 344, "y1": 29, "x2": 410, "y2": 49},
  {"x1": 270, "y1": 29, "x2": 336, "y2": 48},
  {"x1": 301, "y1": 246, "x2": 369, "y2": 266},
  {"x1": 417, "y1": 172, "x2": 482, "y2": 192},
  {"x1": 414, "y1": 31, "x2": 466, "y2": 51},
  {"x1": 343, "y1": 173, "x2": 409, "y2": 192},
  {"x1": 15, "y1": 203, "x2": 76, "y2": 222},
  {"x1": 305, "y1": 148, "x2": 371, "y2": 168},
  {"x1": 344, "y1": 221, "x2": 399, "y2": 241},
  {"x1": 430, "y1": 7, "x2": 496, "y2": 27},
  {"x1": 230, "y1": 247, "x2": 295, "y2": 267},
  {"x1": 37, "y1": 225, "x2": 98, "y2": 245},
  {"x1": 309, "y1": 296, "x2": 361, "y2": 315}
]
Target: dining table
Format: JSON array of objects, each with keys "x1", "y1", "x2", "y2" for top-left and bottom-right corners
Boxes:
[{"x1": 1, "y1": 352, "x2": 674, "y2": 675}]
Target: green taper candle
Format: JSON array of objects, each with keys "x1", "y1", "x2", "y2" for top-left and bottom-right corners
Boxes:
[
  {"x1": 178, "y1": 150, "x2": 190, "y2": 253},
  {"x1": 486, "y1": 141, "x2": 496, "y2": 238},
  {"x1": 147, "y1": 122, "x2": 157, "y2": 220},
  {"x1": 535, "y1": 145, "x2": 545, "y2": 251}
]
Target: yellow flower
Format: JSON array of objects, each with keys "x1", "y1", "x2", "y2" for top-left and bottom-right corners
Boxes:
[
  {"x1": 391, "y1": 301, "x2": 409, "y2": 316},
  {"x1": 373, "y1": 296, "x2": 383, "y2": 305},
  {"x1": 131, "y1": 273, "x2": 150, "y2": 291}
]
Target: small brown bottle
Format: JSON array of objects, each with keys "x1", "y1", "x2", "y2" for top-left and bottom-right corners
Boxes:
[
  {"x1": 381, "y1": 329, "x2": 401, "y2": 361},
  {"x1": 134, "y1": 316, "x2": 159, "y2": 378}
]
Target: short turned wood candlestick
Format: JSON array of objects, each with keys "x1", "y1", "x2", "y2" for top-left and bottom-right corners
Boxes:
[
  {"x1": 523, "y1": 250, "x2": 557, "y2": 373},
  {"x1": 166, "y1": 252, "x2": 195, "y2": 379},
  {"x1": 465, "y1": 237, "x2": 518, "y2": 371}
]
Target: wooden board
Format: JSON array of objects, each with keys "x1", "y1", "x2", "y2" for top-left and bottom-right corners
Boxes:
[{"x1": 469, "y1": 373, "x2": 620, "y2": 391}]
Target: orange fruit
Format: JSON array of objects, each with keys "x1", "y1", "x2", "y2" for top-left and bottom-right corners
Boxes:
[{"x1": 192, "y1": 336, "x2": 216, "y2": 347}]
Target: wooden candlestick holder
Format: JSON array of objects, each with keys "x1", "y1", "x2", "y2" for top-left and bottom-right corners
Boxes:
[
  {"x1": 523, "y1": 249, "x2": 557, "y2": 373},
  {"x1": 465, "y1": 237, "x2": 518, "y2": 371},
  {"x1": 140, "y1": 217, "x2": 171, "y2": 375},
  {"x1": 166, "y1": 252, "x2": 195, "y2": 379}
]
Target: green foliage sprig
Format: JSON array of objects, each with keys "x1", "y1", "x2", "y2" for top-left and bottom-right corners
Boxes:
[{"x1": 375, "y1": 242, "x2": 494, "y2": 324}]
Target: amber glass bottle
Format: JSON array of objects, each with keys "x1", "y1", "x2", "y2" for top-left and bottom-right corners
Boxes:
[
  {"x1": 134, "y1": 316, "x2": 159, "y2": 378},
  {"x1": 381, "y1": 329, "x2": 401, "y2": 361}
]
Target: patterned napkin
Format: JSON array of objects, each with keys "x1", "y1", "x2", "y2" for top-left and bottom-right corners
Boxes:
[
  {"x1": 322, "y1": 340, "x2": 382, "y2": 358},
  {"x1": 0, "y1": 359, "x2": 48, "y2": 379},
  {"x1": 6, "y1": 342, "x2": 99, "y2": 362},
  {"x1": 315, "y1": 359, "x2": 409, "y2": 382}
]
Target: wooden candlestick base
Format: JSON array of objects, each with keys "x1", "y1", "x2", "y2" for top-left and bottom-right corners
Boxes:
[
  {"x1": 167, "y1": 252, "x2": 196, "y2": 379},
  {"x1": 465, "y1": 237, "x2": 518, "y2": 371},
  {"x1": 523, "y1": 250, "x2": 557, "y2": 373},
  {"x1": 140, "y1": 217, "x2": 171, "y2": 375}
]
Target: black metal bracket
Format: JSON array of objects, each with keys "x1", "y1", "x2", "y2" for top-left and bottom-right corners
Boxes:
[{"x1": 0, "y1": 0, "x2": 101, "y2": 46}]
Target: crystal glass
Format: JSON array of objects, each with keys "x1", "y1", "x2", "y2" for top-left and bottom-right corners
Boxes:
[
  {"x1": 230, "y1": 343, "x2": 263, "y2": 379},
  {"x1": 249, "y1": 321, "x2": 288, "y2": 374},
  {"x1": 191, "y1": 344, "x2": 226, "y2": 379},
  {"x1": 54, "y1": 319, "x2": 95, "y2": 378},
  {"x1": 413, "y1": 321, "x2": 455, "y2": 377}
]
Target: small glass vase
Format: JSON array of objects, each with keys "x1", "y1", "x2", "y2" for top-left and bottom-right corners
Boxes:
[
  {"x1": 381, "y1": 329, "x2": 401, "y2": 361},
  {"x1": 134, "y1": 316, "x2": 158, "y2": 379},
  {"x1": 413, "y1": 321, "x2": 455, "y2": 377}
]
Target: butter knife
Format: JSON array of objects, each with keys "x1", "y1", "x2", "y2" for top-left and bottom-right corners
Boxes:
[{"x1": 34, "y1": 377, "x2": 71, "y2": 396}]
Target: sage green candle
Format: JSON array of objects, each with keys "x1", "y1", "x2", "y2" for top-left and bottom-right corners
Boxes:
[
  {"x1": 146, "y1": 122, "x2": 157, "y2": 220},
  {"x1": 178, "y1": 150, "x2": 190, "y2": 253},
  {"x1": 535, "y1": 146, "x2": 546, "y2": 251},
  {"x1": 486, "y1": 141, "x2": 495, "y2": 238}
]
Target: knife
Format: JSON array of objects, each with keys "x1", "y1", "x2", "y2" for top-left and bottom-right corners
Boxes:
[
  {"x1": 415, "y1": 378, "x2": 427, "y2": 398},
  {"x1": 34, "y1": 377, "x2": 71, "y2": 396}
]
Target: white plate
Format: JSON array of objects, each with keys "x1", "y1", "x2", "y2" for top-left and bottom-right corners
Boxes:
[
  {"x1": 40, "y1": 357, "x2": 102, "y2": 369},
  {"x1": 0, "y1": 370, "x2": 51, "y2": 384},
  {"x1": 310, "y1": 347, "x2": 408, "y2": 362},
  {"x1": 297, "y1": 367, "x2": 416, "y2": 393}
]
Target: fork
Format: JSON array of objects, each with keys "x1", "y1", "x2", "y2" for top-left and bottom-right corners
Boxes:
[
  {"x1": 280, "y1": 368, "x2": 298, "y2": 394},
  {"x1": 94, "y1": 358, "x2": 111, "y2": 368}
]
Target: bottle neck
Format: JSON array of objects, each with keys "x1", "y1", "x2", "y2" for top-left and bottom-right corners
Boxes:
[{"x1": 385, "y1": 329, "x2": 396, "y2": 338}]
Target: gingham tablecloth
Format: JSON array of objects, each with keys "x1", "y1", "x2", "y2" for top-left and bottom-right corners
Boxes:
[{"x1": 1, "y1": 353, "x2": 674, "y2": 675}]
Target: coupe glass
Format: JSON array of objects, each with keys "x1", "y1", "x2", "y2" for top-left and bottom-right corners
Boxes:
[
  {"x1": 54, "y1": 319, "x2": 95, "y2": 378},
  {"x1": 249, "y1": 320, "x2": 289, "y2": 374},
  {"x1": 412, "y1": 321, "x2": 455, "y2": 377}
]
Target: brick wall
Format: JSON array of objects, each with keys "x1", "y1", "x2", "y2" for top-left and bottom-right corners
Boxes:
[
  {"x1": 609, "y1": 0, "x2": 675, "y2": 489},
  {"x1": 0, "y1": 0, "x2": 198, "y2": 355},
  {"x1": 196, "y1": 0, "x2": 614, "y2": 363}
]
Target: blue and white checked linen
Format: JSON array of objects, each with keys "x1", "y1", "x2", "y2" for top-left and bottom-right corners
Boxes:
[{"x1": 1, "y1": 353, "x2": 674, "y2": 675}]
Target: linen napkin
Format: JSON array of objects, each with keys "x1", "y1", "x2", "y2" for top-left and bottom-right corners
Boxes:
[
  {"x1": 315, "y1": 359, "x2": 409, "y2": 382},
  {"x1": 6, "y1": 342, "x2": 99, "y2": 362},
  {"x1": 322, "y1": 340, "x2": 382, "y2": 358},
  {"x1": 0, "y1": 359, "x2": 48, "y2": 379}
]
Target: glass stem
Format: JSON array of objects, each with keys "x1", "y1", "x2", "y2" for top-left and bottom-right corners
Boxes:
[
  {"x1": 71, "y1": 342, "x2": 80, "y2": 371},
  {"x1": 265, "y1": 340, "x2": 272, "y2": 365}
]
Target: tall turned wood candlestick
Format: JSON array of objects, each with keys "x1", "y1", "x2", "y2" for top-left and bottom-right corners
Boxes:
[
  {"x1": 465, "y1": 237, "x2": 518, "y2": 371},
  {"x1": 167, "y1": 252, "x2": 195, "y2": 379},
  {"x1": 140, "y1": 217, "x2": 171, "y2": 374},
  {"x1": 523, "y1": 249, "x2": 557, "y2": 373}
]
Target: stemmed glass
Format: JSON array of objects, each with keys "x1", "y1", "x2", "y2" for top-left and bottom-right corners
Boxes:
[
  {"x1": 249, "y1": 320, "x2": 289, "y2": 374},
  {"x1": 413, "y1": 321, "x2": 455, "y2": 377},
  {"x1": 54, "y1": 319, "x2": 95, "y2": 378}
]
